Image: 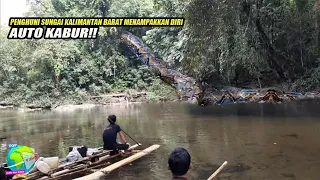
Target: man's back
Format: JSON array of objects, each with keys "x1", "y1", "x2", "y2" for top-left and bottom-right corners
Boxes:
[
  {"x1": 103, "y1": 124, "x2": 121, "y2": 149},
  {"x1": 172, "y1": 177, "x2": 188, "y2": 180}
]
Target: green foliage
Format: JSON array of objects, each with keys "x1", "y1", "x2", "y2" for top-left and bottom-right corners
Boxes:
[
  {"x1": 146, "y1": 0, "x2": 320, "y2": 89},
  {"x1": 0, "y1": 0, "x2": 179, "y2": 106},
  {"x1": 146, "y1": 79, "x2": 177, "y2": 102},
  {"x1": 1, "y1": 0, "x2": 320, "y2": 107},
  {"x1": 292, "y1": 59, "x2": 320, "y2": 91}
]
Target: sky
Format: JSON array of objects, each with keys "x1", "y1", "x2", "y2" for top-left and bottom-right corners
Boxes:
[{"x1": 0, "y1": 0, "x2": 29, "y2": 26}]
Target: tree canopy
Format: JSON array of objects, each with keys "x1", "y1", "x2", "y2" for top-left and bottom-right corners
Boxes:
[{"x1": 0, "y1": 0, "x2": 319, "y2": 106}]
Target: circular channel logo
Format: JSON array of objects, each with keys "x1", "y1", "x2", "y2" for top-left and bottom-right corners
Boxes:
[{"x1": 6, "y1": 145, "x2": 38, "y2": 174}]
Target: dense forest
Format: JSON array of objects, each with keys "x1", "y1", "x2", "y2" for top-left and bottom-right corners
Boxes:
[{"x1": 0, "y1": 0, "x2": 319, "y2": 106}]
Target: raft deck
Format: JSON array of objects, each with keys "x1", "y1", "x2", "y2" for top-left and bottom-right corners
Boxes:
[{"x1": 26, "y1": 144, "x2": 160, "y2": 180}]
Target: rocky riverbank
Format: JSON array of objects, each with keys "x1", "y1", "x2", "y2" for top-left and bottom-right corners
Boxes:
[{"x1": 0, "y1": 91, "x2": 154, "y2": 112}]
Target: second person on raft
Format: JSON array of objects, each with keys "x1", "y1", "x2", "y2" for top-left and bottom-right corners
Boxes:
[{"x1": 103, "y1": 115, "x2": 130, "y2": 155}]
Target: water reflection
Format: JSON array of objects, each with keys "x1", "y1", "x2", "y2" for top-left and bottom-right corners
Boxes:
[
  {"x1": 186, "y1": 100, "x2": 320, "y2": 118},
  {"x1": 0, "y1": 102, "x2": 320, "y2": 180}
]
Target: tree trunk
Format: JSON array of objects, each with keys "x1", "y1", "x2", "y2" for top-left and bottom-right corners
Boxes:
[
  {"x1": 56, "y1": 75, "x2": 60, "y2": 89},
  {"x1": 242, "y1": 1, "x2": 304, "y2": 81},
  {"x1": 313, "y1": 0, "x2": 320, "y2": 56},
  {"x1": 317, "y1": 13, "x2": 320, "y2": 56},
  {"x1": 254, "y1": 16, "x2": 292, "y2": 80}
]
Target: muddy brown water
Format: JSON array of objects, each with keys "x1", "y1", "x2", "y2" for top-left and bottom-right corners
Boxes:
[{"x1": 1, "y1": 101, "x2": 320, "y2": 180}]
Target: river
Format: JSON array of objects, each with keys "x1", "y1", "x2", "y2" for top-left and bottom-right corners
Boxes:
[{"x1": 1, "y1": 101, "x2": 320, "y2": 180}]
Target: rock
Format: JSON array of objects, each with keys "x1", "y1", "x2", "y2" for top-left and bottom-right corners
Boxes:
[
  {"x1": 305, "y1": 92, "x2": 320, "y2": 98},
  {"x1": 0, "y1": 105, "x2": 14, "y2": 109},
  {"x1": 0, "y1": 102, "x2": 15, "y2": 106},
  {"x1": 25, "y1": 105, "x2": 51, "y2": 109},
  {"x1": 53, "y1": 104, "x2": 97, "y2": 112}
]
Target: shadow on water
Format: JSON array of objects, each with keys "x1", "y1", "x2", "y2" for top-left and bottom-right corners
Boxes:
[{"x1": 186, "y1": 100, "x2": 320, "y2": 118}]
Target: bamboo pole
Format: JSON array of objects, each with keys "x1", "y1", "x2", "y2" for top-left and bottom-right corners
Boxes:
[
  {"x1": 58, "y1": 147, "x2": 103, "y2": 163},
  {"x1": 55, "y1": 149, "x2": 109, "y2": 170},
  {"x1": 29, "y1": 154, "x2": 121, "y2": 180},
  {"x1": 207, "y1": 161, "x2": 228, "y2": 180},
  {"x1": 27, "y1": 144, "x2": 142, "y2": 180},
  {"x1": 27, "y1": 171, "x2": 44, "y2": 179},
  {"x1": 87, "y1": 143, "x2": 141, "y2": 166},
  {"x1": 50, "y1": 144, "x2": 142, "y2": 180},
  {"x1": 51, "y1": 169, "x2": 72, "y2": 177},
  {"x1": 49, "y1": 164, "x2": 87, "y2": 179},
  {"x1": 47, "y1": 148, "x2": 113, "y2": 174},
  {"x1": 37, "y1": 176, "x2": 48, "y2": 180},
  {"x1": 73, "y1": 144, "x2": 160, "y2": 180},
  {"x1": 50, "y1": 144, "x2": 141, "y2": 178}
]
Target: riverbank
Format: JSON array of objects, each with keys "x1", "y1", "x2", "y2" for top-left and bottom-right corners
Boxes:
[
  {"x1": 0, "y1": 91, "x2": 177, "y2": 112},
  {"x1": 1, "y1": 87, "x2": 319, "y2": 112}
]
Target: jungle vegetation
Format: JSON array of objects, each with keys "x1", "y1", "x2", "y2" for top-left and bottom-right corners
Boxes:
[{"x1": 0, "y1": 0, "x2": 319, "y2": 106}]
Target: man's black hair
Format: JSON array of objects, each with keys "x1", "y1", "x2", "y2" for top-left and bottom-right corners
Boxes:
[
  {"x1": 168, "y1": 147, "x2": 191, "y2": 176},
  {"x1": 108, "y1": 115, "x2": 117, "y2": 124}
]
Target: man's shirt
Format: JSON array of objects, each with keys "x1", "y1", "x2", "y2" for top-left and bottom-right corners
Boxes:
[
  {"x1": 103, "y1": 124, "x2": 121, "y2": 149},
  {"x1": 172, "y1": 177, "x2": 188, "y2": 180}
]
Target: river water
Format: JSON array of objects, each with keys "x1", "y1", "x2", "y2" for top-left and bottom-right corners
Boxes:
[{"x1": 0, "y1": 101, "x2": 320, "y2": 180}]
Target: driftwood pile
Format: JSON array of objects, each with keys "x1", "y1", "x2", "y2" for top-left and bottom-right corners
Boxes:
[{"x1": 90, "y1": 92, "x2": 148, "y2": 104}]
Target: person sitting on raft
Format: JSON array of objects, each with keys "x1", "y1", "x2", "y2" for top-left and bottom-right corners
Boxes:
[
  {"x1": 66, "y1": 145, "x2": 101, "y2": 163},
  {"x1": 66, "y1": 146, "x2": 90, "y2": 162},
  {"x1": 168, "y1": 147, "x2": 192, "y2": 180},
  {"x1": 103, "y1": 115, "x2": 130, "y2": 155}
]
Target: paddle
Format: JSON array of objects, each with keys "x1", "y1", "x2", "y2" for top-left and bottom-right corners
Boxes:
[
  {"x1": 120, "y1": 130, "x2": 141, "y2": 147},
  {"x1": 207, "y1": 161, "x2": 228, "y2": 180},
  {"x1": 107, "y1": 117, "x2": 141, "y2": 146}
]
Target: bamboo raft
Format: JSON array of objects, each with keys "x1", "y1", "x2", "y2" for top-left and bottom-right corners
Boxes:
[{"x1": 24, "y1": 144, "x2": 160, "y2": 180}]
